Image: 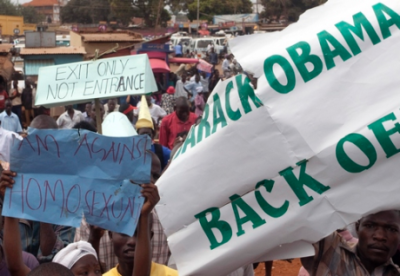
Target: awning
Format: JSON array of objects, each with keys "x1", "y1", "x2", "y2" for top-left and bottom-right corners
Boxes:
[
  {"x1": 169, "y1": 57, "x2": 199, "y2": 64},
  {"x1": 150, "y1": 59, "x2": 170, "y2": 73}
]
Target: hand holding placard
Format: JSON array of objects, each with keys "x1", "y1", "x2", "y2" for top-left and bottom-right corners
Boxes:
[{"x1": 3, "y1": 128, "x2": 152, "y2": 236}]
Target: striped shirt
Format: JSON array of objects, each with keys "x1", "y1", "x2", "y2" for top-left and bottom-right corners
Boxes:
[
  {"x1": 311, "y1": 232, "x2": 400, "y2": 276},
  {"x1": 75, "y1": 211, "x2": 170, "y2": 272}
]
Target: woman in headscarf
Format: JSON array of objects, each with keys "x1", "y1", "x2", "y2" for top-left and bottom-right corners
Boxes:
[{"x1": 53, "y1": 241, "x2": 101, "y2": 276}]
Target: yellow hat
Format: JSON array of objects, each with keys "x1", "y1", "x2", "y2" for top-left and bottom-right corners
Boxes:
[{"x1": 136, "y1": 95, "x2": 154, "y2": 130}]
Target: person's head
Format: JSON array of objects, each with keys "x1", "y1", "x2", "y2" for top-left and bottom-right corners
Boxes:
[
  {"x1": 175, "y1": 97, "x2": 190, "y2": 122},
  {"x1": 25, "y1": 79, "x2": 31, "y2": 88},
  {"x1": 166, "y1": 86, "x2": 175, "y2": 95},
  {"x1": 137, "y1": 127, "x2": 155, "y2": 139},
  {"x1": 85, "y1": 103, "x2": 92, "y2": 115},
  {"x1": 90, "y1": 103, "x2": 105, "y2": 124},
  {"x1": 5, "y1": 99, "x2": 12, "y2": 115},
  {"x1": 145, "y1": 95, "x2": 152, "y2": 107},
  {"x1": 214, "y1": 70, "x2": 220, "y2": 77},
  {"x1": 181, "y1": 73, "x2": 187, "y2": 83},
  {"x1": 108, "y1": 98, "x2": 117, "y2": 112},
  {"x1": 225, "y1": 54, "x2": 231, "y2": 61},
  {"x1": 28, "y1": 263, "x2": 74, "y2": 276},
  {"x1": 53, "y1": 241, "x2": 100, "y2": 276},
  {"x1": 31, "y1": 115, "x2": 58, "y2": 129},
  {"x1": 210, "y1": 47, "x2": 215, "y2": 53},
  {"x1": 195, "y1": 74, "x2": 200, "y2": 83},
  {"x1": 356, "y1": 210, "x2": 400, "y2": 271},
  {"x1": 65, "y1": 105, "x2": 73, "y2": 112},
  {"x1": 73, "y1": 121, "x2": 97, "y2": 132},
  {"x1": 119, "y1": 103, "x2": 134, "y2": 122}
]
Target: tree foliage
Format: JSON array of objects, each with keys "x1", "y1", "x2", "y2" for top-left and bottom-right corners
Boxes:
[
  {"x1": 60, "y1": 0, "x2": 170, "y2": 26},
  {"x1": 20, "y1": 6, "x2": 45, "y2": 23},
  {"x1": 0, "y1": 0, "x2": 44, "y2": 23},
  {"x1": 260, "y1": 0, "x2": 327, "y2": 22},
  {"x1": 61, "y1": 0, "x2": 111, "y2": 24},
  {"x1": 109, "y1": 0, "x2": 136, "y2": 24},
  {"x1": 186, "y1": 0, "x2": 253, "y2": 22}
]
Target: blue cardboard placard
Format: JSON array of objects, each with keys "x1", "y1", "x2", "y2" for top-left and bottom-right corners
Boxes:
[{"x1": 3, "y1": 128, "x2": 152, "y2": 236}]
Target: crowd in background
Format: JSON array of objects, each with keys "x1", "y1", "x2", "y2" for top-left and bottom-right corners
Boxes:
[{"x1": 1, "y1": 56, "x2": 400, "y2": 276}]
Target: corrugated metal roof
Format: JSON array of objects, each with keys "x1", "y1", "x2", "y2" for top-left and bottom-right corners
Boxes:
[
  {"x1": 20, "y1": 46, "x2": 86, "y2": 55},
  {"x1": 81, "y1": 33, "x2": 143, "y2": 42},
  {"x1": 0, "y1": 44, "x2": 13, "y2": 53},
  {"x1": 23, "y1": 0, "x2": 59, "y2": 6},
  {"x1": 25, "y1": 59, "x2": 54, "y2": 75}
]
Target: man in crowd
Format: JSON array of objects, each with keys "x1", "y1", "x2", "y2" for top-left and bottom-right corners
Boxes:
[
  {"x1": 83, "y1": 103, "x2": 92, "y2": 122},
  {"x1": 103, "y1": 98, "x2": 120, "y2": 119},
  {"x1": 301, "y1": 210, "x2": 400, "y2": 275},
  {"x1": 209, "y1": 47, "x2": 219, "y2": 69},
  {"x1": 0, "y1": 83, "x2": 9, "y2": 113},
  {"x1": 184, "y1": 74, "x2": 203, "y2": 104},
  {"x1": 0, "y1": 99, "x2": 22, "y2": 133},
  {"x1": 222, "y1": 54, "x2": 232, "y2": 79},
  {"x1": 135, "y1": 95, "x2": 166, "y2": 125},
  {"x1": 174, "y1": 73, "x2": 188, "y2": 99},
  {"x1": 174, "y1": 42, "x2": 183, "y2": 58},
  {"x1": 159, "y1": 97, "x2": 197, "y2": 150},
  {"x1": 10, "y1": 80, "x2": 22, "y2": 124},
  {"x1": 21, "y1": 80, "x2": 33, "y2": 127},
  {"x1": 56, "y1": 105, "x2": 84, "y2": 129},
  {"x1": 102, "y1": 152, "x2": 177, "y2": 276}
]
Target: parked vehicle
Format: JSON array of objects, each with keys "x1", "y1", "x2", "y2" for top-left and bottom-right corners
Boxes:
[{"x1": 170, "y1": 36, "x2": 193, "y2": 54}]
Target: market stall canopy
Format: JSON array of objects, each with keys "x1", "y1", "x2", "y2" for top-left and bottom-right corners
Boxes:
[
  {"x1": 169, "y1": 57, "x2": 199, "y2": 64},
  {"x1": 150, "y1": 58, "x2": 170, "y2": 73},
  {"x1": 198, "y1": 30, "x2": 210, "y2": 35}
]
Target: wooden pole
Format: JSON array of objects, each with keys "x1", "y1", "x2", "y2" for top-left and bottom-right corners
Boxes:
[{"x1": 95, "y1": 99, "x2": 102, "y2": 134}]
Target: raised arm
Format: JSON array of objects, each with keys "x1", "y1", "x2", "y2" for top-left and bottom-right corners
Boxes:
[
  {"x1": 4, "y1": 217, "x2": 30, "y2": 276},
  {"x1": 132, "y1": 183, "x2": 160, "y2": 276},
  {"x1": 39, "y1": 223, "x2": 57, "y2": 256}
]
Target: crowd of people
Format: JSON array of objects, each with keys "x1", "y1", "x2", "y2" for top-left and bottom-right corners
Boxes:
[{"x1": 1, "y1": 62, "x2": 400, "y2": 276}]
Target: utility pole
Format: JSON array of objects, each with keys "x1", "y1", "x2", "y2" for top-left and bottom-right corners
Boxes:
[
  {"x1": 197, "y1": 0, "x2": 200, "y2": 34},
  {"x1": 256, "y1": 0, "x2": 259, "y2": 15}
]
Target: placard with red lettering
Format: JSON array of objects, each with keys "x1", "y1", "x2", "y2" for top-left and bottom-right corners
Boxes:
[{"x1": 3, "y1": 128, "x2": 151, "y2": 236}]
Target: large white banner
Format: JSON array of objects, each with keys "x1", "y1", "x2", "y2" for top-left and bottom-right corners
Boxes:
[{"x1": 156, "y1": 0, "x2": 400, "y2": 275}]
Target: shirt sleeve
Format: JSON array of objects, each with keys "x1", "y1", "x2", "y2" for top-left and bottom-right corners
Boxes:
[
  {"x1": 37, "y1": 226, "x2": 76, "y2": 262},
  {"x1": 162, "y1": 146, "x2": 171, "y2": 165},
  {"x1": 56, "y1": 116, "x2": 63, "y2": 128},
  {"x1": 158, "y1": 106, "x2": 167, "y2": 117},
  {"x1": 16, "y1": 119, "x2": 22, "y2": 132}
]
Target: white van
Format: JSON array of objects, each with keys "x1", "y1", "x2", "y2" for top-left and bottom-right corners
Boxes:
[
  {"x1": 170, "y1": 36, "x2": 193, "y2": 54},
  {"x1": 191, "y1": 38, "x2": 214, "y2": 59}
]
